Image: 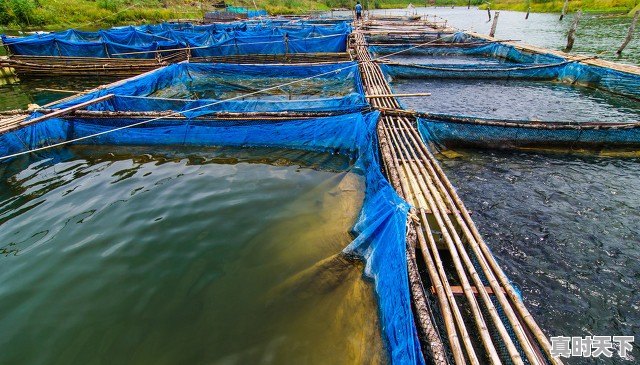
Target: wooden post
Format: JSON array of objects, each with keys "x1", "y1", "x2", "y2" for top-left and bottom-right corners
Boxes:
[
  {"x1": 560, "y1": 0, "x2": 569, "y2": 20},
  {"x1": 616, "y1": 11, "x2": 639, "y2": 56},
  {"x1": 487, "y1": 6, "x2": 492, "y2": 21},
  {"x1": 564, "y1": 10, "x2": 582, "y2": 52},
  {"x1": 468, "y1": 0, "x2": 471, "y2": 9},
  {"x1": 526, "y1": 6, "x2": 530, "y2": 19},
  {"x1": 489, "y1": 11, "x2": 500, "y2": 37}
]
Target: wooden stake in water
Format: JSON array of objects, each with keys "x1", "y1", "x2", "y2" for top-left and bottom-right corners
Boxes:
[
  {"x1": 616, "y1": 11, "x2": 639, "y2": 56},
  {"x1": 526, "y1": 6, "x2": 531, "y2": 19},
  {"x1": 565, "y1": 10, "x2": 582, "y2": 52},
  {"x1": 489, "y1": 11, "x2": 500, "y2": 37},
  {"x1": 560, "y1": 0, "x2": 569, "y2": 20},
  {"x1": 487, "y1": 6, "x2": 492, "y2": 21}
]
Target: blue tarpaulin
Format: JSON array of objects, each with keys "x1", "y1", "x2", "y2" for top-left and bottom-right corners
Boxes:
[
  {"x1": 1, "y1": 21, "x2": 351, "y2": 58},
  {"x1": 0, "y1": 111, "x2": 426, "y2": 365}
]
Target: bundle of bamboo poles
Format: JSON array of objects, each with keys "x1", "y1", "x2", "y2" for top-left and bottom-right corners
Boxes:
[
  {"x1": 3, "y1": 54, "x2": 182, "y2": 77},
  {"x1": 352, "y1": 28, "x2": 563, "y2": 365},
  {"x1": 3, "y1": 51, "x2": 355, "y2": 77}
]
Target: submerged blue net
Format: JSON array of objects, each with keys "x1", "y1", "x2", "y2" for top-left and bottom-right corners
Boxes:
[
  {"x1": 0, "y1": 111, "x2": 425, "y2": 365},
  {"x1": 1, "y1": 21, "x2": 351, "y2": 58},
  {"x1": 50, "y1": 62, "x2": 366, "y2": 116}
]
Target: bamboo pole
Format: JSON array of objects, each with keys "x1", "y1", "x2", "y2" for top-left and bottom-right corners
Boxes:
[
  {"x1": 564, "y1": 10, "x2": 582, "y2": 52},
  {"x1": 385, "y1": 117, "x2": 503, "y2": 364},
  {"x1": 16, "y1": 94, "x2": 115, "y2": 128},
  {"x1": 366, "y1": 93, "x2": 431, "y2": 98},
  {"x1": 489, "y1": 12, "x2": 500, "y2": 37},
  {"x1": 397, "y1": 117, "x2": 542, "y2": 365},
  {"x1": 391, "y1": 116, "x2": 525, "y2": 364},
  {"x1": 406, "y1": 217, "x2": 450, "y2": 365},
  {"x1": 560, "y1": 0, "x2": 569, "y2": 20},
  {"x1": 616, "y1": 11, "x2": 639, "y2": 56},
  {"x1": 404, "y1": 118, "x2": 564, "y2": 365}
]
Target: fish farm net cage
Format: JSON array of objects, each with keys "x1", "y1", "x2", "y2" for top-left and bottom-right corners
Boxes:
[{"x1": 2, "y1": 17, "x2": 640, "y2": 365}]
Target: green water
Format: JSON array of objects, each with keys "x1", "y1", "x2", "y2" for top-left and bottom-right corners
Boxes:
[
  {"x1": 0, "y1": 146, "x2": 386, "y2": 365},
  {"x1": 0, "y1": 77, "x2": 114, "y2": 111}
]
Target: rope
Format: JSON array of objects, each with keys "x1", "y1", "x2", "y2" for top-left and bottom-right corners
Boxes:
[{"x1": 0, "y1": 33, "x2": 456, "y2": 161}]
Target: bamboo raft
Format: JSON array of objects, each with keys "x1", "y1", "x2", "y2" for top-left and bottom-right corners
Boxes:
[
  {"x1": 0, "y1": 52, "x2": 354, "y2": 77},
  {"x1": 352, "y1": 29, "x2": 563, "y2": 364}
]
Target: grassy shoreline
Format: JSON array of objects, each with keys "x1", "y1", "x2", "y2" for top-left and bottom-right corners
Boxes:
[{"x1": 0, "y1": 0, "x2": 637, "y2": 32}]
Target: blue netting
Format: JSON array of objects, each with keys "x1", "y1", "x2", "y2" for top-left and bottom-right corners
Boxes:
[
  {"x1": 1, "y1": 21, "x2": 351, "y2": 58},
  {"x1": 0, "y1": 111, "x2": 425, "y2": 365},
  {"x1": 371, "y1": 42, "x2": 563, "y2": 64},
  {"x1": 418, "y1": 118, "x2": 640, "y2": 149},
  {"x1": 225, "y1": 6, "x2": 268, "y2": 17},
  {"x1": 49, "y1": 62, "x2": 366, "y2": 116}
]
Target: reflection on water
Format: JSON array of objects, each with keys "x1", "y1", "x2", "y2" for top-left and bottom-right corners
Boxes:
[
  {"x1": 0, "y1": 146, "x2": 386, "y2": 365},
  {"x1": 370, "y1": 7, "x2": 640, "y2": 66},
  {"x1": 390, "y1": 78, "x2": 640, "y2": 122},
  {"x1": 434, "y1": 148, "x2": 639, "y2": 364}
]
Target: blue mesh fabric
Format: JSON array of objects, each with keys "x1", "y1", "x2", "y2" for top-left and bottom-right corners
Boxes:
[
  {"x1": 1, "y1": 21, "x2": 351, "y2": 57},
  {"x1": 49, "y1": 62, "x2": 367, "y2": 116}
]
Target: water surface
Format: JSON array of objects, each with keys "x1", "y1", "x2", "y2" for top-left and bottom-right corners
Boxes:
[
  {"x1": 0, "y1": 146, "x2": 386, "y2": 365},
  {"x1": 391, "y1": 78, "x2": 640, "y2": 122},
  {"x1": 371, "y1": 7, "x2": 640, "y2": 66}
]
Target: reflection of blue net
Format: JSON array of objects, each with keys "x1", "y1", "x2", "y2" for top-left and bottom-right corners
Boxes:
[
  {"x1": 1, "y1": 21, "x2": 351, "y2": 58},
  {"x1": 0, "y1": 111, "x2": 426, "y2": 365},
  {"x1": 51, "y1": 62, "x2": 367, "y2": 116}
]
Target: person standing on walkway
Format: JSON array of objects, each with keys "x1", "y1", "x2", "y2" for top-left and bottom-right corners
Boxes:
[{"x1": 355, "y1": 1, "x2": 363, "y2": 22}]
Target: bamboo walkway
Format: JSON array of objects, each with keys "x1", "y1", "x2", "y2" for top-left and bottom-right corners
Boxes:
[{"x1": 352, "y1": 29, "x2": 563, "y2": 365}]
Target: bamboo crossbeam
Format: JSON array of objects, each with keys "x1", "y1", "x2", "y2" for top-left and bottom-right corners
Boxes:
[
  {"x1": 17, "y1": 94, "x2": 115, "y2": 128},
  {"x1": 395, "y1": 116, "x2": 538, "y2": 365},
  {"x1": 353, "y1": 25, "x2": 562, "y2": 365},
  {"x1": 366, "y1": 93, "x2": 431, "y2": 98},
  {"x1": 35, "y1": 88, "x2": 85, "y2": 94}
]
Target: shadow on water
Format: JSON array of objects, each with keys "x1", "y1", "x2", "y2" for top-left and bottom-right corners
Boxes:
[{"x1": 0, "y1": 145, "x2": 387, "y2": 365}]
